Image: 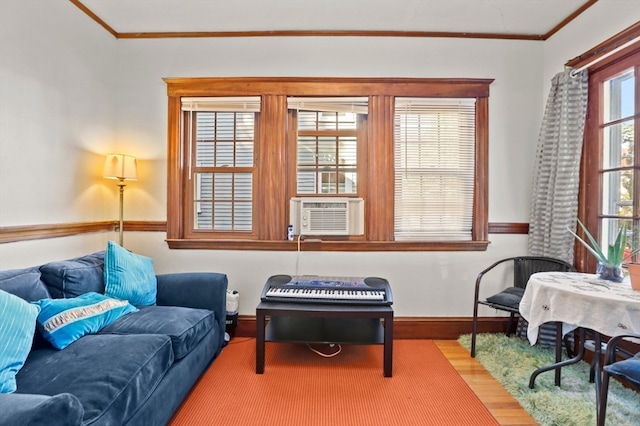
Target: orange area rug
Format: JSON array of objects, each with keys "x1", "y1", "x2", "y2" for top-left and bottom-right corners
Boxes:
[{"x1": 170, "y1": 339, "x2": 499, "y2": 426}]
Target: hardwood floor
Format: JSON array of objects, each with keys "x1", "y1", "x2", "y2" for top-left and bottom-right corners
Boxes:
[{"x1": 436, "y1": 340, "x2": 538, "y2": 426}]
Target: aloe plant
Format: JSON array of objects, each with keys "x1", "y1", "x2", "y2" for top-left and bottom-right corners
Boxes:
[{"x1": 568, "y1": 219, "x2": 640, "y2": 267}]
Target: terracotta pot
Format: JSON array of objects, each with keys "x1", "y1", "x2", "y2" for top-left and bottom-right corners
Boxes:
[{"x1": 627, "y1": 263, "x2": 640, "y2": 291}]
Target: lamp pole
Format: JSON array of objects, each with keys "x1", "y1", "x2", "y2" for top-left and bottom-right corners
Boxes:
[
  {"x1": 118, "y1": 179, "x2": 126, "y2": 246},
  {"x1": 103, "y1": 153, "x2": 137, "y2": 247}
]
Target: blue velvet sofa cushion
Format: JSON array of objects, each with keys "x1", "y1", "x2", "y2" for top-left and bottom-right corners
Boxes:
[
  {"x1": 100, "y1": 305, "x2": 214, "y2": 360},
  {"x1": 0, "y1": 392, "x2": 84, "y2": 426},
  {"x1": 0, "y1": 267, "x2": 50, "y2": 302},
  {"x1": 16, "y1": 334, "x2": 173, "y2": 425},
  {"x1": 39, "y1": 252, "x2": 106, "y2": 299}
]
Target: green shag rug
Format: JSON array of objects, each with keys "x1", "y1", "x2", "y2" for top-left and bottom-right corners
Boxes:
[{"x1": 458, "y1": 333, "x2": 639, "y2": 426}]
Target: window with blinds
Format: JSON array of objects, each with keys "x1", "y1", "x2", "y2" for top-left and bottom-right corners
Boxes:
[
  {"x1": 394, "y1": 98, "x2": 476, "y2": 241},
  {"x1": 165, "y1": 77, "x2": 491, "y2": 249},
  {"x1": 182, "y1": 97, "x2": 260, "y2": 234},
  {"x1": 288, "y1": 97, "x2": 367, "y2": 195}
]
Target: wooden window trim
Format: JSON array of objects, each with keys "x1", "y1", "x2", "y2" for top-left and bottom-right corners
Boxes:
[
  {"x1": 182, "y1": 110, "x2": 259, "y2": 239},
  {"x1": 165, "y1": 77, "x2": 492, "y2": 251},
  {"x1": 578, "y1": 47, "x2": 640, "y2": 271}
]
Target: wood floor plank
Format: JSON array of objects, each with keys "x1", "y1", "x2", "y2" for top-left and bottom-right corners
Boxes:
[{"x1": 435, "y1": 340, "x2": 538, "y2": 426}]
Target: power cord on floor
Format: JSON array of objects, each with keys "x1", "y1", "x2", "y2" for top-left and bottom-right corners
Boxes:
[{"x1": 306, "y1": 343, "x2": 342, "y2": 358}]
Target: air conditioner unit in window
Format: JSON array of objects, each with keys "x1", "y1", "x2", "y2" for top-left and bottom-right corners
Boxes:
[{"x1": 290, "y1": 197, "x2": 364, "y2": 236}]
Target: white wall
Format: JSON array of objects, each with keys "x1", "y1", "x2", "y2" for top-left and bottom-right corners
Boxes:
[
  {"x1": 111, "y1": 35, "x2": 542, "y2": 316},
  {"x1": 0, "y1": 0, "x2": 635, "y2": 317},
  {"x1": 0, "y1": 0, "x2": 118, "y2": 226},
  {"x1": 541, "y1": 0, "x2": 639, "y2": 98}
]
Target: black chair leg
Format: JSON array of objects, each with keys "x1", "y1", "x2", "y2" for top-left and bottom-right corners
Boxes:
[
  {"x1": 506, "y1": 313, "x2": 516, "y2": 337},
  {"x1": 597, "y1": 369, "x2": 610, "y2": 426},
  {"x1": 471, "y1": 304, "x2": 479, "y2": 358}
]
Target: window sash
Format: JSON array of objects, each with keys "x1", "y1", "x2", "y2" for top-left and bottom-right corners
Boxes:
[
  {"x1": 290, "y1": 98, "x2": 367, "y2": 196},
  {"x1": 394, "y1": 98, "x2": 476, "y2": 241},
  {"x1": 184, "y1": 99, "x2": 259, "y2": 235},
  {"x1": 599, "y1": 67, "x2": 637, "y2": 254},
  {"x1": 579, "y1": 48, "x2": 639, "y2": 272}
]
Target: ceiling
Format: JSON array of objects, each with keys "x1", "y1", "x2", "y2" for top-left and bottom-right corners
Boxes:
[{"x1": 75, "y1": 0, "x2": 597, "y2": 40}]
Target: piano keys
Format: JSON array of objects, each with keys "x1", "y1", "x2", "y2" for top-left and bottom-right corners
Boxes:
[{"x1": 260, "y1": 275, "x2": 393, "y2": 306}]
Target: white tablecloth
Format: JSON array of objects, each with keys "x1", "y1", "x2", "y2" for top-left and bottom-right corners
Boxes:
[{"x1": 519, "y1": 272, "x2": 640, "y2": 345}]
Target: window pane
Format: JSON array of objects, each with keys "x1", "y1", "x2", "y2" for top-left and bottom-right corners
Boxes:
[
  {"x1": 195, "y1": 202, "x2": 213, "y2": 229},
  {"x1": 603, "y1": 120, "x2": 634, "y2": 168},
  {"x1": 602, "y1": 170, "x2": 633, "y2": 216},
  {"x1": 214, "y1": 202, "x2": 232, "y2": 230},
  {"x1": 297, "y1": 171, "x2": 316, "y2": 193},
  {"x1": 600, "y1": 218, "x2": 634, "y2": 261},
  {"x1": 318, "y1": 137, "x2": 337, "y2": 165},
  {"x1": 318, "y1": 112, "x2": 338, "y2": 130},
  {"x1": 298, "y1": 137, "x2": 317, "y2": 164},
  {"x1": 604, "y1": 69, "x2": 634, "y2": 123},
  {"x1": 298, "y1": 111, "x2": 317, "y2": 130},
  {"x1": 234, "y1": 203, "x2": 252, "y2": 231},
  {"x1": 339, "y1": 137, "x2": 357, "y2": 165}
]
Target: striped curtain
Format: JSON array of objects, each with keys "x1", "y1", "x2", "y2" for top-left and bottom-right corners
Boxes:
[
  {"x1": 522, "y1": 69, "x2": 588, "y2": 348},
  {"x1": 528, "y1": 69, "x2": 589, "y2": 263}
]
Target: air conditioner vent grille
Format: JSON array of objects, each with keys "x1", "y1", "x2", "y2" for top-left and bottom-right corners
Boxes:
[{"x1": 308, "y1": 210, "x2": 348, "y2": 232}]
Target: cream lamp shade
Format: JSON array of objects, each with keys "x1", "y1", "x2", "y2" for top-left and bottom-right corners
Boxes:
[{"x1": 103, "y1": 154, "x2": 138, "y2": 180}]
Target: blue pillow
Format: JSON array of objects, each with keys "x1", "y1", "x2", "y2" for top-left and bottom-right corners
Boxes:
[
  {"x1": 32, "y1": 292, "x2": 138, "y2": 350},
  {"x1": 103, "y1": 241, "x2": 157, "y2": 306},
  {"x1": 0, "y1": 289, "x2": 40, "y2": 393}
]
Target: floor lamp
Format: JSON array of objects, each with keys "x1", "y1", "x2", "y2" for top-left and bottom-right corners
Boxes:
[{"x1": 103, "y1": 154, "x2": 138, "y2": 246}]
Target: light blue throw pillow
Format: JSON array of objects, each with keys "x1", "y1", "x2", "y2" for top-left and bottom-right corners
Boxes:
[
  {"x1": 32, "y1": 292, "x2": 138, "y2": 350},
  {"x1": 0, "y1": 289, "x2": 40, "y2": 393},
  {"x1": 103, "y1": 240, "x2": 157, "y2": 306}
]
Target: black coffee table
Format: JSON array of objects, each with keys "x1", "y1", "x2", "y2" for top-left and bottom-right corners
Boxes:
[{"x1": 256, "y1": 301, "x2": 393, "y2": 377}]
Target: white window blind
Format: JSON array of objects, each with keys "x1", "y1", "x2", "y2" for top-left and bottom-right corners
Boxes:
[
  {"x1": 181, "y1": 97, "x2": 261, "y2": 112},
  {"x1": 394, "y1": 98, "x2": 476, "y2": 241},
  {"x1": 287, "y1": 97, "x2": 368, "y2": 114}
]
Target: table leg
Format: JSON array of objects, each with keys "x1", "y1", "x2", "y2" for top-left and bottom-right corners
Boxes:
[
  {"x1": 555, "y1": 322, "x2": 562, "y2": 386},
  {"x1": 383, "y1": 312, "x2": 393, "y2": 377},
  {"x1": 256, "y1": 311, "x2": 266, "y2": 374},
  {"x1": 529, "y1": 327, "x2": 587, "y2": 389},
  {"x1": 593, "y1": 332, "x2": 602, "y2": 417}
]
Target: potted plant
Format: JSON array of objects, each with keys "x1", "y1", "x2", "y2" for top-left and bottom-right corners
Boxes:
[
  {"x1": 568, "y1": 219, "x2": 640, "y2": 284},
  {"x1": 627, "y1": 263, "x2": 640, "y2": 290}
]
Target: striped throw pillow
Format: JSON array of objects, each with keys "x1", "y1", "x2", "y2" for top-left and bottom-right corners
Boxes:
[
  {"x1": 103, "y1": 241, "x2": 157, "y2": 307},
  {"x1": 32, "y1": 292, "x2": 138, "y2": 350},
  {"x1": 0, "y1": 289, "x2": 40, "y2": 393}
]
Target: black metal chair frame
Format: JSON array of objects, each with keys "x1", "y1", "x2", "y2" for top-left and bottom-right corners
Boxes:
[
  {"x1": 597, "y1": 333, "x2": 640, "y2": 426},
  {"x1": 471, "y1": 256, "x2": 575, "y2": 358}
]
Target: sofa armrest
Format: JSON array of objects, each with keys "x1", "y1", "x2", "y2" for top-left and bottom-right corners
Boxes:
[
  {"x1": 155, "y1": 272, "x2": 228, "y2": 351},
  {"x1": 0, "y1": 393, "x2": 84, "y2": 426}
]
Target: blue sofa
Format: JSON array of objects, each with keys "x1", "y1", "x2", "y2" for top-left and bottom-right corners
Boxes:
[{"x1": 0, "y1": 251, "x2": 228, "y2": 426}]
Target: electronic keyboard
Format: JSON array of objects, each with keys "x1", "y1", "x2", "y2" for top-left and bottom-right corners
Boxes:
[{"x1": 260, "y1": 275, "x2": 393, "y2": 306}]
